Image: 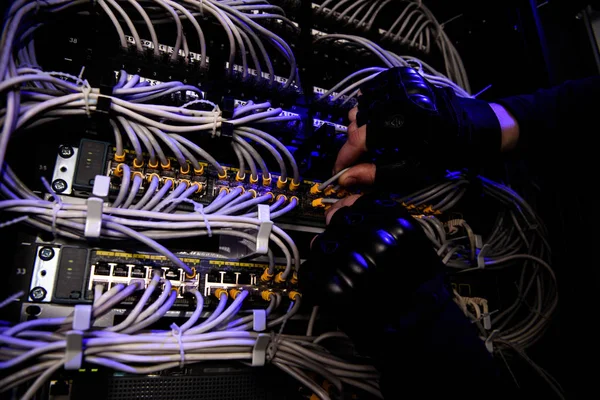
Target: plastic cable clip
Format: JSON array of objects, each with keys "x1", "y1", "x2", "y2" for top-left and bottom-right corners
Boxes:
[
  {"x1": 220, "y1": 121, "x2": 234, "y2": 139},
  {"x1": 221, "y1": 96, "x2": 235, "y2": 119},
  {"x1": 241, "y1": 205, "x2": 272, "y2": 260},
  {"x1": 483, "y1": 312, "x2": 493, "y2": 331},
  {"x1": 65, "y1": 304, "x2": 92, "y2": 370},
  {"x1": 253, "y1": 309, "x2": 266, "y2": 332},
  {"x1": 476, "y1": 243, "x2": 489, "y2": 269},
  {"x1": 85, "y1": 175, "x2": 110, "y2": 239},
  {"x1": 255, "y1": 204, "x2": 272, "y2": 255},
  {"x1": 484, "y1": 329, "x2": 499, "y2": 353},
  {"x1": 96, "y1": 96, "x2": 112, "y2": 114},
  {"x1": 251, "y1": 333, "x2": 270, "y2": 366}
]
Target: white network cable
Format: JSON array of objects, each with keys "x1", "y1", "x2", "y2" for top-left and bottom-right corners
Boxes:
[
  {"x1": 0, "y1": 286, "x2": 381, "y2": 400},
  {"x1": 316, "y1": 34, "x2": 471, "y2": 106},
  {"x1": 395, "y1": 172, "x2": 557, "y2": 354}
]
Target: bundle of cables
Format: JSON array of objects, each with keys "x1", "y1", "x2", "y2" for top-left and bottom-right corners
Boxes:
[
  {"x1": 314, "y1": 0, "x2": 469, "y2": 91},
  {"x1": 0, "y1": 66, "x2": 305, "y2": 277},
  {"x1": 314, "y1": 34, "x2": 470, "y2": 107},
  {"x1": 395, "y1": 171, "x2": 562, "y2": 398},
  {"x1": 6, "y1": 0, "x2": 300, "y2": 89},
  {"x1": 0, "y1": 282, "x2": 381, "y2": 400}
]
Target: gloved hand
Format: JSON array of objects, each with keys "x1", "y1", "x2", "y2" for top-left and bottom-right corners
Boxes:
[
  {"x1": 299, "y1": 194, "x2": 500, "y2": 398},
  {"x1": 335, "y1": 67, "x2": 502, "y2": 188},
  {"x1": 299, "y1": 193, "x2": 450, "y2": 351}
]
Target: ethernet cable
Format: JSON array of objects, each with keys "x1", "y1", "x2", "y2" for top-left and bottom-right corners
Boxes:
[
  {"x1": 125, "y1": 0, "x2": 161, "y2": 57},
  {"x1": 317, "y1": 67, "x2": 385, "y2": 101},
  {"x1": 317, "y1": 34, "x2": 470, "y2": 98},
  {"x1": 212, "y1": 0, "x2": 300, "y2": 87},
  {"x1": 4, "y1": 5, "x2": 304, "y2": 288},
  {"x1": 0, "y1": 283, "x2": 380, "y2": 400}
]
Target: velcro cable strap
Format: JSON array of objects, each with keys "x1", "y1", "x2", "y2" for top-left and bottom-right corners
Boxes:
[
  {"x1": 255, "y1": 204, "x2": 272, "y2": 255},
  {"x1": 65, "y1": 304, "x2": 92, "y2": 370},
  {"x1": 251, "y1": 333, "x2": 270, "y2": 366},
  {"x1": 85, "y1": 175, "x2": 110, "y2": 239},
  {"x1": 220, "y1": 121, "x2": 234, "y2": 139},
  {"x1": 96, "y1": 96, "x2": 112, "y2": 114}
]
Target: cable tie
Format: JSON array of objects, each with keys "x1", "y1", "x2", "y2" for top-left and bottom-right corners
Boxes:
[
  {"x1": 212, "y1": 105, "x2": 221, "y2": 138},
  {"x1": 77, "y1": 66, "x2": 86, "y2": 82},
  {"x1": 170, "y1": 323, "x2": 186, "y2": 368},
  {"x1": 76, "y1": 67, "x2": 93, "y2": 117},
  {"x1": 251, "y1": 333, "x2": 270, "y2": 366},
  {"x1": 199, "y1": 0, "x2": 204, "y2": 16},
  {"x1": 253, "y1": 309, "x2": 266, "y2": 332},
  {"x1": 194, "y1": 202, "x2": 212, "y2": 237},
  {"x1": 85, "y1": 175, "x2": 110, "y2": 239},
  {"x1": 65, "y1": 304, "x2": 92, "y2": 370},
  {"x1": 41, "y1": 177, "x2": 63, "y2": 240},
  {"x1": 172, "y1": 198, "x2": 212, "y2": 237}
]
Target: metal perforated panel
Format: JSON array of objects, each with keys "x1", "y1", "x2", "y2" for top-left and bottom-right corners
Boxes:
[{"x1": 106, "y1": 373, "x2": 270, "y2": 400}]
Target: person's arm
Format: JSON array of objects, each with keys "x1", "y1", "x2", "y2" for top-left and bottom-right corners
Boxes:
[
  {"x1": 489, "y1": 103, "x2": 520, "y2": 152},
  {"x1": 334, "y1": 68, "x2": 600, "y2": 187},
  {"x1": 492, "y1": 76, "x2": 600, "y2": 154}
]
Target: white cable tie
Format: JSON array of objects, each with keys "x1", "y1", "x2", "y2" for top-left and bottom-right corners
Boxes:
[
  {"x1": 199, "y1": 0, "x2": 204, "y2": 16},
  {"x1": 0, "y1": 215, "x2": 28, "y2": 229},
  {"x1": 175, "y1": 198, "x2": 212, "y2": 237},
  {"x1": 212, "y1": 105, "x2": 221, "y2": 138},
  {"x1": 251, "y1": 333, "x2": 270, "y2": 366},
  {"x1": 75, "y1": 66, "x2": 93, "y2": 117},
  {"x1": 41, "y1": 176, "x2": 63, "y2": 240},
  {"x1": 85, "y1": 175, "x2": 110, "y2": 239},
  {"x1": 65, "y1": 304, "x2": 92, "y2": 370},
  {"x1": 81, "y1": 82, "x2": 92, "y2": 117},
  {"x1": 253, "y1": 309, "x2": 266, "y2": 332},
  {"x1": 170, "y1": 323, "x2": 186, "y2": 368},
  {"x1": 77, "y1": 66, "x2": 86, "y2": 83}
]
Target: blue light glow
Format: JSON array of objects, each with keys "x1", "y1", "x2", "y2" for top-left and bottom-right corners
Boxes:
[
  {"x1": 397, "y1": 218, "x2": 411, "y2": 228},
  {"x1": 351, "y1": 252, "x2": 369, "y2": 269},
  {"x1": 376, "y1": 229, "x2": 396, "y2": 245}
]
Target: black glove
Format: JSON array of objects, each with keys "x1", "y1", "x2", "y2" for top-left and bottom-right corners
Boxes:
[
  {"x1": 356, "y1": 67, "x2": 501, "y2": 184},
  {"x1": 299, "y1": 193, "x2": 450, "y2": 348},
  {"x1": 299, "y1": 194, "x2": 500, "y2": 398}
]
